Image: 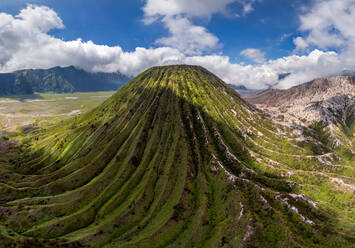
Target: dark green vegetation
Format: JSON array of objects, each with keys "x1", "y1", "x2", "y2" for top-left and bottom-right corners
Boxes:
[
  {"x1": 0, "y1": 65, "x2": 354, "y2": 247},
  {"x1": 0, "y1": 66, "x2": 131, "y2": 95}
]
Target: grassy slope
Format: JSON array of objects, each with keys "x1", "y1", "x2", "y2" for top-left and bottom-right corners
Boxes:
[{"x1": 0, "y1": 65, "x2": 354, "y2": 247}]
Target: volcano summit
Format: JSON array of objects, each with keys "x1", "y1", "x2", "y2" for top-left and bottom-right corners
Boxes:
[{"x1": 0, "y1": 65, "x2": 353, "y2": 247}]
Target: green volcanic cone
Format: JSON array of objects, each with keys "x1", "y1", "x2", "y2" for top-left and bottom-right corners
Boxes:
[{"x1": 0, "y1": 65, "x2": 353, "y2": 247}]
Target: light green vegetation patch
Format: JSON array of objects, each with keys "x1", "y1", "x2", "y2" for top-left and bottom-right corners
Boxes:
[{"x1": 0, "y1": 91, "x2": 114, "y2": 131}]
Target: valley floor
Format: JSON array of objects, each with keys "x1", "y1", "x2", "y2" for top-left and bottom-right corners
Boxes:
[{"x1": 0, "y1": 92, "x2": 114, "y2": 131}]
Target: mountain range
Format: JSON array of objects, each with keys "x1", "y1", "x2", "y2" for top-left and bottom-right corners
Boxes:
[
  {"x1": 0, "y1": 66, "x2": 131, "y2": 95},
  {"x1": 228, "y1": 84, "x2": 262, "y2": 95},
  {"x1": 0, "y1": 65, "x2": 353, "y2": 247},
  {"x1": 243, "y1": 76, "x2": 355, "y2": 153}
]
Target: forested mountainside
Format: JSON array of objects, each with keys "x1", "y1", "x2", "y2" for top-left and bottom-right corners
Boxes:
[{"x1": 0, "y1": 66, "x2": 131, "y2": 95}]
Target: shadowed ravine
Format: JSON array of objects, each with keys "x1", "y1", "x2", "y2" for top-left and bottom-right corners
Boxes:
[{"x1": 0, "y1": 65, "x2": 353, "y2": 247}]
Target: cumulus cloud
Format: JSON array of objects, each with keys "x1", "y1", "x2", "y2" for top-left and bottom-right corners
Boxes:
[
  {"x1": 155, "y1": 16, "x2": 219, "y2": 55},
  {"x1": 185, "y1": 49, "x2": 342, "y2": 89},
  {"x1": 142, "y1": 0, "x2": 235, "y2": 20},
  {"x1": 297, "y1": 0, "x2": 355, "y2": 49},
  {"x1": 269, "y1": 50, "x2": 342, "y2": 89},
  {"x1": 287, "y1": 0, "x2": 355, "y2": 87},
  {"x1": 16, "y1": 4, "x2": 64, "y2": 32},
  {"x1": 0, "y1": 2, "x2": 354, "y2": 90},
  {"x1": 293, "y1": 37, "x2": 309, "y2": 51},
  {"x1": 0, "y1": 5, "x2": 185, "y2": 76},
  {"x1": 156, "y1": 17, "x2": 218, "y2": 54},
  {"x1": 142, "y1": 0, "x2": 227, "y2": 54},
  {"x1": 142, "y1": 0, "x2": 260, "y2": 54},
  {"x1": 0, "y1": 5, "x2": 64, "y2": 67},
  {"x1": 240, "y1": 48, "x2": 265, "y2": 63}
]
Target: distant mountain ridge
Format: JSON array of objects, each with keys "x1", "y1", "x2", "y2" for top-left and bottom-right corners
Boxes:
[
  {"x1": 340, "y1": 70, "x2": 355, "y2": 77},
  {"x1": 244, "y1": 76, "x2": 354, "y2": 110},
  {"x1": 243, "y1": 76, "x2": 355, "y2": 150},
  {"x1": 0, "y1": 66, "x2": 131, "y2": 95},
  {"x1": 228, "y1": 84, "x2": 263, "y2": 95}
]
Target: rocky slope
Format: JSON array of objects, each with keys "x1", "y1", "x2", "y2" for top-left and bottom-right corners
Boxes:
[
  {"x1": 0, "y1": 66, "x2": 353, "y2": 247},
  {"x1": 0, "y1": 66, "x2": 131, "y2": 95},
  {"x1": 244, "y1": 76, "x2": 355, "y2": 151}
]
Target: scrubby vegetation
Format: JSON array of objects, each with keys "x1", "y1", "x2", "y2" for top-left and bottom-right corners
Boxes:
[{"x1": 0, "y1": 65, "x2": 353, "y2": 247}]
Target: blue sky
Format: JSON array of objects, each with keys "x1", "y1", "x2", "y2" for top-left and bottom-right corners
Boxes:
[
  {"x1": 0, "y1": 0, "x2": 354, "y2": 89},
  {"x1": 0, "y1": 0, "x2": 305, "y2": 62}
]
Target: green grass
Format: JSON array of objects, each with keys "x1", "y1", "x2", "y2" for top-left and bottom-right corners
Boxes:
[{"x1": 0, "y1": 91, "x2": 114, "y2": 132}]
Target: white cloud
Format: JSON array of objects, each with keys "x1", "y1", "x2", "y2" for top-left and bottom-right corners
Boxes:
[
  {"x1": 155, "y1": 16, "x2": 219, "y2": 55},
  {"x1": 279, "y1": 33, "x2": 292, "y2": 43},
  {"x1": 297, "y1": 0, "x2": 355, "y2": 49},
  {"x1": 288, "y1": 0, "x2": 355, "y2": 87},
  {"x1": 236, "y1": 0, "x2": 262, "y2": 15},
  {"x1": 240, "y1": 48, "x2": 265, "y2": 63},
  {"x1": 143, "y1": 0, "x2": 235, "y2": 20},
  {"x1": 268, "y1": 50, "x2": 342, "y2": 89},
  {"x1": 142, "y1": 0, "x2": 260, "y2": 54},
  {"x1": 293, "y1": 37, "x2": 309, "y2": 51},
  {"x1": 184, "y1": 49, "x2": 342, "y2": 89},
  {"x1": 0, "y1": 5, "x2": 184, "y2": 75},
  {"x1": 16, "y1": 4, "x2": 64, "y2": 32},
  {"x1": 142, "y1": 0, "x2": 229, "y2": 54},
  {"x1": 0, "y1": 5, "x2": 64, "y2": 67}
]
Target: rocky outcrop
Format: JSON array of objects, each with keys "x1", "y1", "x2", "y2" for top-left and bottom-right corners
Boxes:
[{"x1": 243, "y1": 76, "x2": 355, "y2": 149}]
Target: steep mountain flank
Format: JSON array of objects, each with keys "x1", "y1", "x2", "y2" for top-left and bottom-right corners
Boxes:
[
  {"x1": 0, "y1": 66, "x2": 131, "y2": 95},
  {"x1": 244, "y1": 76, "x2": 355, "y2": 152},
  {"x1": 245, "y1": 76, "x2": 354, "y2": 110},
  {"x1": 0, "y1": 66, "x2": 353, "y2": 247}
]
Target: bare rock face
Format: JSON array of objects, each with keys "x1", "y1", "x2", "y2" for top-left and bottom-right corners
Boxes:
[
  {"x1": 245, "y1": 76, "x2": 354, "y2": 124},
  {"x1": 243, "y1": 76, "x2": 355, "y2": 149},
  {"x1": 307, "y1": 94, "x2": 355, "y2": 125}
]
